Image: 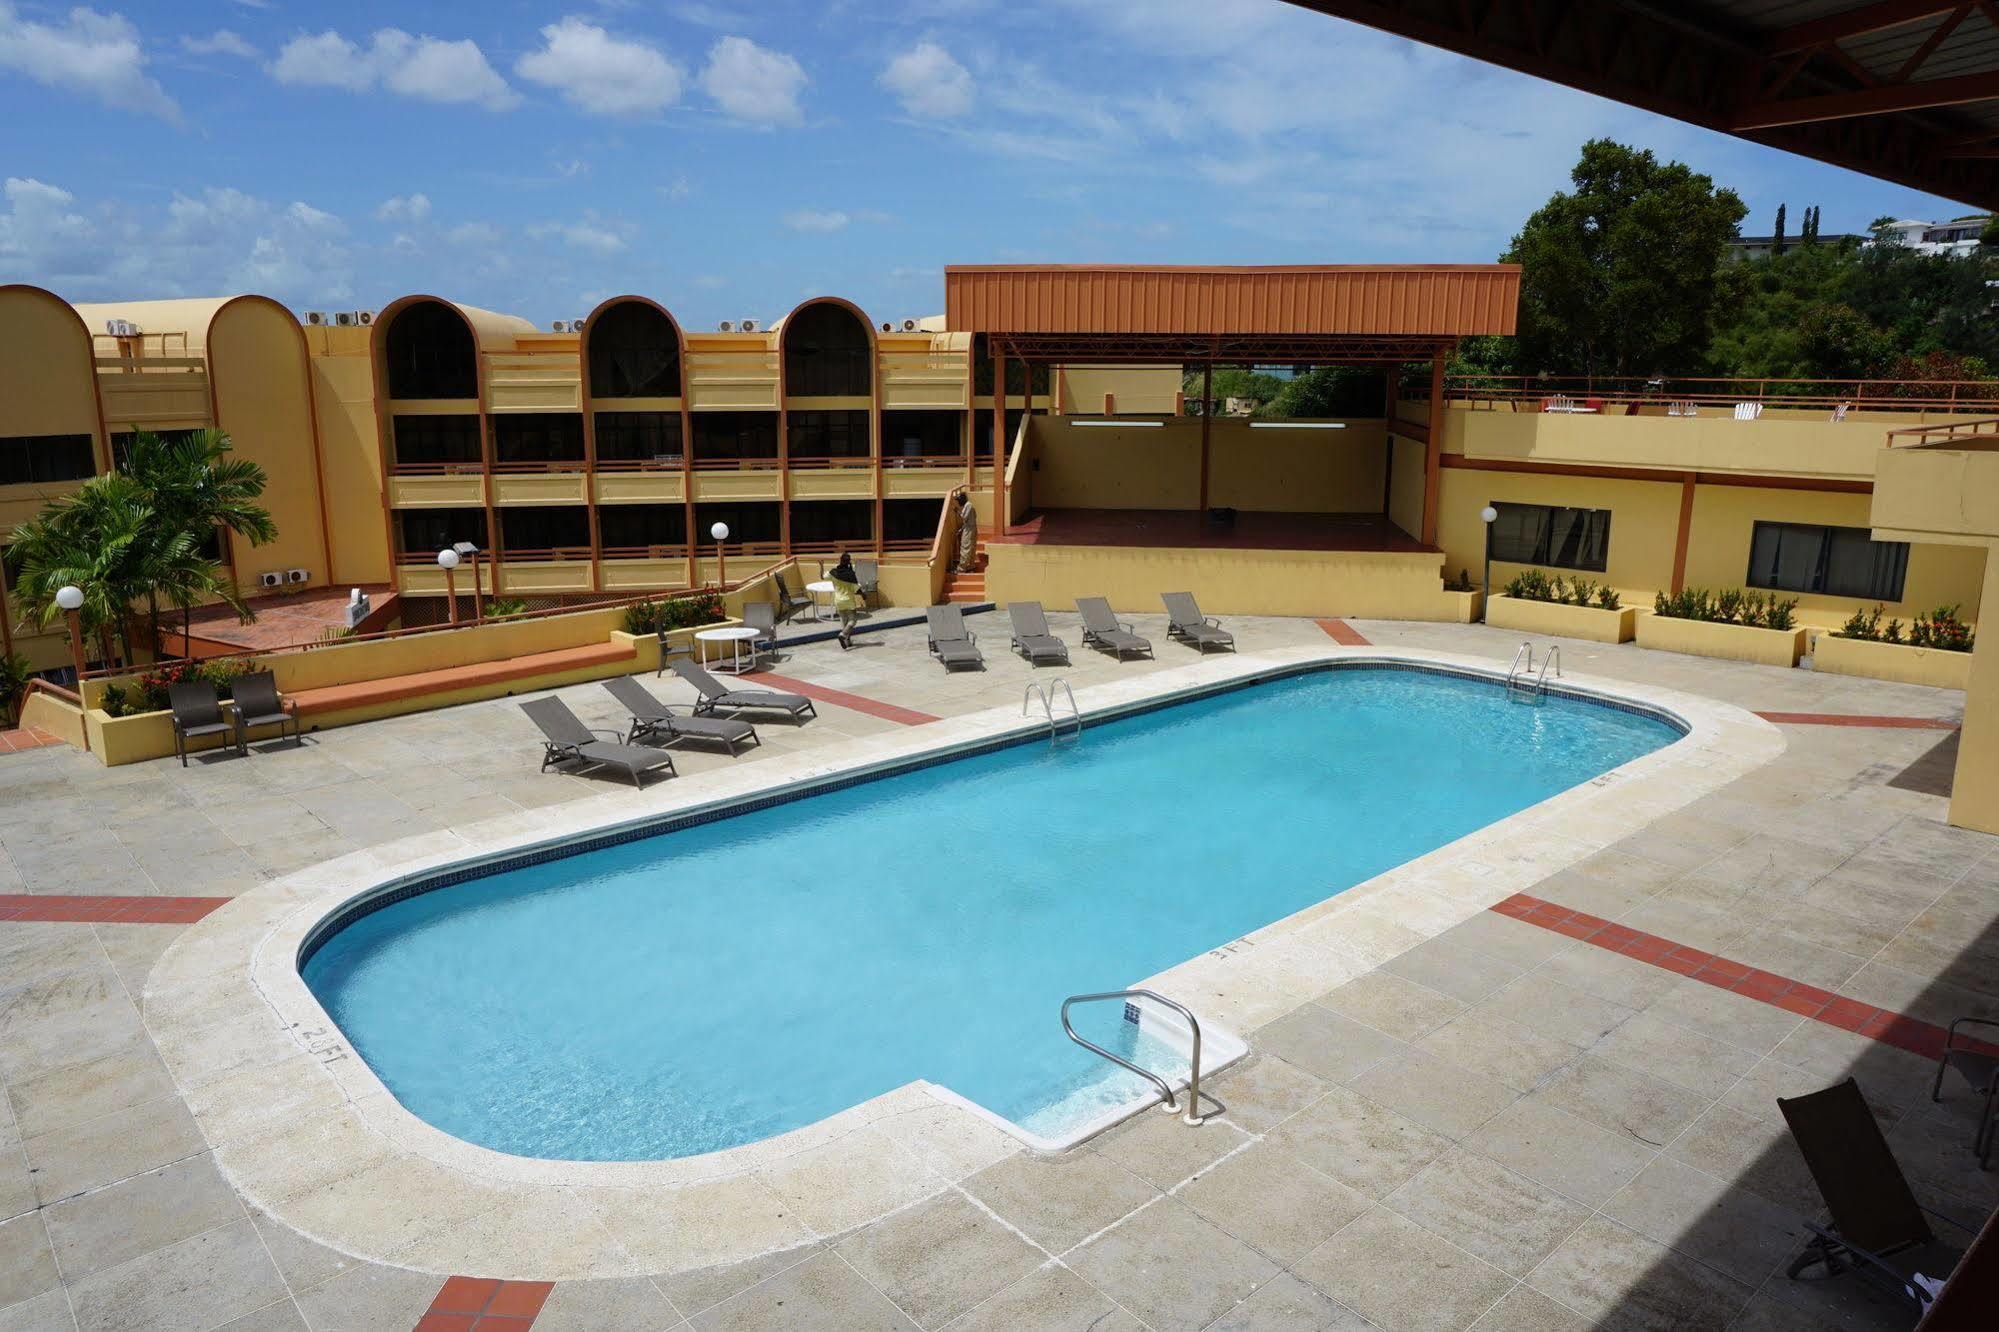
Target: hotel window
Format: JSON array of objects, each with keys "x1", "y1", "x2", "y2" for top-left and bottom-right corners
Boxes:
[
  {"x1": 0, "y1": 433, "x2": 96, "y2": 485},
  {"x1": 599, "y1": 506, "x2": 686, "y2": 551},
  {"x1": 783, "y1": 304, "x2": 871, "y2": 397},
  {"x1": 499, "y1": 506, "x2": 590, "y2": 554},
  {"x1": 594, "y1": 412, "x2": 682, "y2": 464},
  {"x1": 392, "y1": 415, "x2": 481, "y2": 468},
  {"x1": 691, "y1": 413, "x2": 778, "y2": 462},
  {"x1": 1488, "y1": 502, "x2": 1611, "y2": 572},
  {"x1": 1747, "y1": 522, "x2": 1908, "y2": 601},
  {"x1": 492, "y1": 414, "x2": 584, "y2": 466},
  {"x1": 694, "y1": 502, "x2": 780, "y2": 545},
  {"x1": 788, "y1": 410, "x2": 870, "y2": 460},
  {"x1": 385, "y1": 302, "x2": 476, "y2": 399},
  {"x1": 790, "y1": 500, "x2": 874, "y2": 547},
  {"x1": 883, "y1": 498, "x2": 941, "y2": 545},
  {"x1": 882, "y1": 410, "x2": 963, "y2": 461},
  {"x1": 396, "y1": 508, "x2": 486, "y2": 557},
  {"x1": 587, "y1": 302, "x2": 680, "y2": 397}
]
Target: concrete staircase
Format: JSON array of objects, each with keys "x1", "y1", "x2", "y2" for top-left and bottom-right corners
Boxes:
[{"x1": 940, "y1": 529, "x2": 991, "y2": 603}]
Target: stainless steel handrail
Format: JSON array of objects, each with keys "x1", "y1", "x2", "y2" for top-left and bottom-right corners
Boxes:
[
  {"x1": 1022, "y1": 682, "x2": 1050, "y2": 727},
  {"x1": 1023, "y1": 679, "x2": 1081, "y2": 740},
  {"x1": 1534, "y1": 645, "x2": 1563, "y2": 693},
  {"x1": 1504, "y1": 641, "x2": 1534, "y2": 691},
  {"x1": 1062, "y1": 989, "x2": 1204, "y2": 1125}
]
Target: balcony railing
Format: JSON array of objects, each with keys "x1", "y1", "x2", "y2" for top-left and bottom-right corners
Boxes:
[
  {"x1": 1886, "y1": 418, "x2": 1999, "y2": 448},
  {"x1": 786, "y1": 455, "x2": 874, "y2": 469},
  {"x1": 691, "y1": 456, "x2": 782, "y2": 470},
  {"x1": 390, "y1": 460, "x2": 485, "y2": 476},
  {"x1": 501, "y1": 546, "x2": 593, "y2": 564},
  {"x1": 883, "y1": 453, "x2": 969, "y2": 469},
  {"x1": 601, "y1": 544, "x2": 691, "y2": 560},
  {"x1": 594, "y1": 456, "x2": 686, "y2": 472},
  {"x1": 1434, "y1": 374, "x2": 1999, "y2": 413},
  {"x1": 492, "y1": 459, "x2": 587, "y2": 474}
]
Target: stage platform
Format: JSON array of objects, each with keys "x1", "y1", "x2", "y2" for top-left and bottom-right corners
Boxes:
[{"x1": 991, "y1": 509, "x2": 1436, "y2": 554}]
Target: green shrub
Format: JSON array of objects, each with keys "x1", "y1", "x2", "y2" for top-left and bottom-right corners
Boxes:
[
  {"x1": 0, "y1": 651, "x2": 27, "y2": 727},
  {"x1": 1442, "y1": 567, "x2": 1475, "y2": 592},
  {"x1": 102, "y1": 658, "x2": 257, "y2": 716},
  {"x1": 1595, "y1": 583, "x2": 1622, "y2": 611},
  {"x1": 485, "y1": 598, "x2": 531, "y2": 620},
  {"x1": 1506, "y1": 568, "x2": 1621, "y2": 610},
  {"x1": 1653, "y1": 586, "x2": 1797, "y2": 628},
  {"x1": 1838, "y1": 604, "x2": 1886, "y2": 641},
  {"x1": 1909, "y1": 605, "x2": 1975, "y2": 652},
  {"x1": 622, "y1": 591, "x2": 726, "y2": 637}
]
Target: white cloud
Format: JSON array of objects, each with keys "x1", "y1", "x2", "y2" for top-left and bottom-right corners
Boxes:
[
  {"x1": 699, "y1": 36, "x2": 803, "y2": 126},
  {"x1": 659, "y1": 175, "x2": 692, "y2": 201},
  {"x1": 270, "y1": 28, "x2": 518, "y2": 110},
  {"x1": 445, "y1": 221, "x2": 502, "y2": 246},
  {"x1": 783, "y1": 208, "x2": 848, "y2": 233},
  {"x1": 529, "y1": 219, "x2": 628, "y2": 255},
  {"x1": 181, "y1": 29, "x2": 257, "y2": 59},
  {"x1": 879, "y1": 41, "x2": 972, "y2": 118},
  {"x1": 375, "y1": 193, "x2": 431, "y2": 222},
  {"x1": 0, "y1": 4, "x2": 180, "y2": 121},
  {"x1": 517, "y1": 17, "x2": 681, "y2": 117}
]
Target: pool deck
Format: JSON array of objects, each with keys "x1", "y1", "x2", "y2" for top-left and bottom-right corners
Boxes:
[{"x1": 1, "y1": 611, "x2": 1993, "y2": 1331}]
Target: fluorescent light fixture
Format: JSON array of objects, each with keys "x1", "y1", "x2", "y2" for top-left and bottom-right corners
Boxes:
[
  {"x1": 1070, "y1": 418, "x2": 1162, "y2": 427},
  {"x1": 1248, "y1": 421, "x2": 1347, "y2": 429}
]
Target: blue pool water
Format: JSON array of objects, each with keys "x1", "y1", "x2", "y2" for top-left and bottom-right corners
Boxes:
[{"x1": 302, "y1": 666, "x2": 1678, "y2": 1161}]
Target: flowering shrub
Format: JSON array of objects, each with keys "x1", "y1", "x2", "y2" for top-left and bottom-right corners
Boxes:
[
  {"x1": 100, "y1": 658, "x2": 255, "y2": 717},
  {"x1": 621, "y1": 591, "x2": 725, "y2": 637}
]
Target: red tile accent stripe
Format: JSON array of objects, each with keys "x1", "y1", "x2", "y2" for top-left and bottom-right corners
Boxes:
[
  {"x1": 1316, "y1": 618, "x2": 1372, "y2": 646},
  {"x1": 1489, "y1": 892, "x2": 1999, "y2": 1062},
  {"x1": 740, "y1": 669, "x2": 941, "y2": 726},
  {"x1": 416, "y1": 1277, "x2": 554, "y2": 1331},
  {"x1": 0, "y1": 894, "x2": 230, "y2": 925},
  {"x1": 1754, "y1": 711, "x2": 1959, "y2": 730},
  {"x1": 0, "y1": 727, "x2": 63, "y2": 754}
]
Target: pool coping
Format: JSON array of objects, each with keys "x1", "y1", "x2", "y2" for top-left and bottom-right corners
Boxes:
[{"x1": 141, "y1": 645, "x2": 1785, "y2": 1280}]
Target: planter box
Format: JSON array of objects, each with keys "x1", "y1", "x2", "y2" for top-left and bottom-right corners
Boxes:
[
  {"x1": 1813, "y1": 633, "x2": 1973, "y2": 690},
  {"x1": 1485, "y1": 594, "x2": 1637, "y2": 644},
  {"x1": 1438, "y1": 589, "x2": 1483, "y2": 624},
  {"x1": 1636, "y1": 615, "x2": 1809, "y2": 667}
]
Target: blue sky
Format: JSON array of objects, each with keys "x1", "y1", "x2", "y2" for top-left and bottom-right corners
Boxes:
[{"x1": 0, "y1": 0, "x2": 1973, "y2": 330}]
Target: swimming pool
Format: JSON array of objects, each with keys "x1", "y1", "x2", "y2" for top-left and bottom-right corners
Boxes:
[{"x1": 301, "y1": 664, "x2": 1680, "y2": 1161}]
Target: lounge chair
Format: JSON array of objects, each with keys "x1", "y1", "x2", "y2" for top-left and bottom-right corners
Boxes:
[
  {"x1": 1076, "y1": 597, "x2": 1154, "y2": 660},
  {"x1": 602, "y1": 676, "x2": 760, "y2": 755},
  {"x1": 521, "y1": 697, "x2": 676, "y2": 787},
  {"x1": 1931, "y1": 1016, "x2": 1999, "y2": 1168},
  {"x1": 168, "y1": 681, "x2": 243, "y2": 766},
  {"x1": 1162, "y1": 592, "x2": 1234, "y2": 653},
  {"x1": 1779, "y1": 1077, "x2": 1970, "y2": 1317},
  {"x1": 1006, "y1": 601, "x2": 1069, "y2": 665},
  {"x1": 853, "y1": 558, "x2": 879, "y2": 608},
  {"x1": 230, "y1": 670, "x2": 302, "y2": 749},
  {"x1": 771, "y1": 570, "x2": 814, "y2": 622},
  {"x1": 667, "y1": 655, "x2": 817, "y2": 722},
  {"x1": 925, "y1": 605, "x2": 985, "y2": 671},
  {"x1": 743, "y1": 601, "x2": 779, "y2": 666}
]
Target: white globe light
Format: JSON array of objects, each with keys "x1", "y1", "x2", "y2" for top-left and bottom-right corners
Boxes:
[
  {"x1": 436, "y1": 548, "x2": 461, "y2": 570},
  {"x1": 1480, "y1": 505, "x2": 1499, "y2": 524},
  {"x1": 710, "y1": 521, "x2": 730, "y2": 542},
  {"x1": 54, "y1": 584, "x2": 84, "y2": 611}
]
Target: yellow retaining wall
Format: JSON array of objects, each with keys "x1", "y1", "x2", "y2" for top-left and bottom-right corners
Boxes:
[
  {"x1": 1387, "y1": 435, "x2": 1426, "y2": 543},
  {"x1": 1438, "y1": 468, "x2": 1681, "y2": 604},
  {"x1": 1955, "y1": 557, "x2": 1999, "y2": 833},
  {"x1": 1812, "y1": 634, "x2": 1973, "y2": 690},
  {"x1": 1485, "y1": 596, "x2": 1638, "y2": 644},
  {"x1": 18, "y1": 690, "x2": 87, "y2": 748},
  {"x1": 1026, "y1": 418, "x2": 1390, "y2": 513},
  {"x1": 1635, "y1": 615, "x2": 1808, "y2": 667}
]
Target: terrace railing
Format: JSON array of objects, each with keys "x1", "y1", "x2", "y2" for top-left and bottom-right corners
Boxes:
[
  {"x1": 1885, "y1": 418, "x2": 1999, "y2": 448},
  {"x1": 1430, "y1": 374, "x2": 1999, "y2": 414}
]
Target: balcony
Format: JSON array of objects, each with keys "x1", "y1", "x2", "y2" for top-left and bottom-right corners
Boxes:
[
  {"x1": 599, "y1": 548, "x2": 693, "y2": 593},
  {"x1": 788, "y1": 459, "x2": 874, "y2": 500},
  {"x1": 883, "y1": 463, "x2": 981, "y2": 498},
  {"x1": 95, "y1": 356, "x2": 210, "y2": 426},
  {"x1": 881, "y1": 338, "x2": 971, "y2": 410},
  {"x1": 684, "y1": 343, "x2": 779, "y2": 411},
  {"x1": 490, "y1": 466, "x2": 589, "y2": 506},
  {"x1": 485, "y1": 353, "x2": 581, "y2": 413},
  {"x1": 388, "y1": 467, "x2": 486, "y2": 508},
  {"x1": 593, "y1": 467, "x2": 686, "y2": 505},
  {"x1": 689, "y1": 468, "x2": 784, "y2": 501},
  {"x1": 496, "y1": 553, "x2": 594, "y2": 594}
]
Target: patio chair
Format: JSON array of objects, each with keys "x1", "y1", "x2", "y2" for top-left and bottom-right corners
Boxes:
[
  {"x1": 1161, "y1": 592, "x2": 1234, "y2": 653},
  {"x1": 1076, "y1": 597, "x2": 1154, "y2": 660},
  {"x1": 667, "y1": 655, "x2": 817, "y2": 722},
  {"x1": 1779, "y1": 1077, "x2": 1970, "y2": 1317},
  {"x1": 520, "y1": 697, "x2": 676, "y2": 787},
  {"x1": 230, "y1": 670, "x2": 301, "y2": 750},
  {"x1": 743, "y1": 601, "x2": 779, "y2": 666},
  {"x1": 853, "y1": 558, "x2": 879, "y2": 608},
  {"x1": 168, "y1": 681, "x2": 243, "y2": 767},
  {"x1": 602, "y1": 676, "x2": 760, "y2": 755},
  {"x1": 925, "y1": 605, "x2": 986, "y2": 671},
  {"x1": 1931, "y1": 1017, "x2": 1999, "y2": 1169},
  {"x1": 771, "y1": 570, "x2": 814, "y2": 622},
  {"x1": 1007, "y1": 601, "x2": 1069, "y2": 665}
]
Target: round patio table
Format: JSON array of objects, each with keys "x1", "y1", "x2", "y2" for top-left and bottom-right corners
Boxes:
[
  {"x1": 805, "y1": 580, "x2": 836, "y2": 621},
  {"x1": 694, "y1": 626, "x2": 761, "y2": 675}
]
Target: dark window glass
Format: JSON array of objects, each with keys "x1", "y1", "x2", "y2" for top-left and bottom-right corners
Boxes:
[
  {"x1": 392, "y1": 415, "x2": 482, "y2": 467},
  {"x1": 385, "y1": 301, "x2": 476, "y2": 399},
  {"x1": 396, "y1": 507, "x2": 487, "y2": 556},
  {"x1": 594, "y1": 412, "x2": 683, "y2": 464},
  {"x1": 492, "y1": 414, "x2": 584, "y2": 465},
  {"x1": 0, "y1": 434, "x2": 96, "y2": 485},
  {"x1": 500, "y1": 506, "x2": 590, "y2": 553},
  {"x1": 1488, "y1": 502, "x2": 1611, "y2": 572},
  {"x1": 882, "y1": 411, "x2": 963, "y2": 461},
  {"x1": 787, "y1": 410, "x2": 871, "y2": 459},
  {"x1": 790, "y1": 501, "x2": 874, "y2": 546},
  {"x1": 599, "y1": 506, "x2": 687, "y2": 550},
  {"x1": 1748, "y1": 522, "x2": 1909, "y2": 600},
  {"x1": 883, "y1": 498, "x2": 943, "y2": 544},
  {"x1": 972, "y1": 408, "x2": 1040, "y2": 462},
  {"x1": 971, "y1": 336, "x2": 1050, "y2": 394},
  {"x1": 694, "y1": 502, "x2": 780, "y2": 545},
  {"x1": 691, "y1": 412, "x2": 777, "y2": 462},
  {"x1": 783, "y1": 304, "x2": 871, "y2": 397},
  {"x1": 587, "y1": 302, "x2": 680, "y2": 397}
]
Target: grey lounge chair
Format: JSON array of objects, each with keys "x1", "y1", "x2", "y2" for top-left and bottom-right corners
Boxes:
[
  {"x1": 743, "y1": 601, "x2": 779, "y2": 665},
  {"x1": 668, "y1": 655, "x2": 817, "y2": 722},
  {"x1": 230, "y1": 670, "x2": 302, "y2": 749},
  {"x1": 521, "y1": 697, "x2": 676, "y2": 787},
  {"x1": 926, "y1": 605, "x2": 985, "y2": 671},
  {"x1": 772, "y1": 570, "x2": 813, "y2": 622},
  {"x1": 1931, "y1": 1016, "x2": 1999, "y2": 1168},
  {"x1": 1007, "y1": 601, "x2": 1070, "y2": 665},
  {"x1": 1162, "y1": 592, "x2": 1234, "y2": 653},
  {"x1": 853, "y1": 558, "x2": 879, "y2": 608},
  {"x1": 1076, "y1": 597, "x2": 1153, "y2": 660},
  {"x1": 602, "y1": 676, "x2": 760, "y2": 755},
  {"x1": 168, "y1": 680, "x2": 243, "y2": 766}
]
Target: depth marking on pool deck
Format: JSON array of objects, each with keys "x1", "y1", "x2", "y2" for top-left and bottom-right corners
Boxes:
[
  {"x1": 1753, "y1": 711, "x2": 1960, "y2": 730},
  {"x1": 739, "y1": 668, "x2": 942, "y2": 725},
  {"x1": 1490, "y1": 891, "x2": 1984, "y2": 1061},
  {"x1": 1316, "y1": 618, "x2": 1372, "y2": 646},
  {"x1": 415, "y1": 1276, "x2": 553, "y2": 1330},
  {"x1": 0, "y1": 894, "x2": 230, "y2": 924}
]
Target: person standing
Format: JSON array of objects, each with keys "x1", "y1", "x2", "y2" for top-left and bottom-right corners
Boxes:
[
  {"x1": 954, "y1": 489, "x2": 979, "y2": 573},
  {"x1": 828, "y1": 548, "x2": 862, "y2": 650}
]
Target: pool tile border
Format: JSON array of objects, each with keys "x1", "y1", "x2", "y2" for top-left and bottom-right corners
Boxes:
[{"x1": 142, "y1": 645, "x2": 1784, "y2": 1281}]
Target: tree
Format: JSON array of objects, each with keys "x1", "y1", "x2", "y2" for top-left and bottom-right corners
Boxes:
[
  {"x1": 1503, "y1": 139, "x2": 1748, "y2": 380},
  {"x1": 4, "y1": 474, "x2": 162, "y2": 667},
  {"x1": 0, "y1": 652, "x2": 28, "y2": 727},
  {"x1": 1265, "y1": 367, "x2": 1387, "y2": 418},
  {"x1": 1773, "y1": 203, "x2": 1787, "y2": 256},
  {"x1": 120, "y1": 428, "x2": 274, "y2": 647}
]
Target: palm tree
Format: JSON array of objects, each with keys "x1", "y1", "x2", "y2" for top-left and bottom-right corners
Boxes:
[
  {"x1": 0, "y1": 652, "x2": 29, "y2": 727},
  {"x1": 120, "y1": 429, "x2": 274, "y2": 649},
  {"x1": 4, "y1": 473, "x2": 159, "y2": 667}
]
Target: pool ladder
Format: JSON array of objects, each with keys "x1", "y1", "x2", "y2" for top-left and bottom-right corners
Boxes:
[
  {"x1": 1504, "y1": 641, "x2": 1561, "y2": 701},
  {"x1": 1062, "y1": 989, "x2": 1204, "y2": 1126},
  {"x1": 1023, "y1": 679, "x2": 1082, "y2": 742}
]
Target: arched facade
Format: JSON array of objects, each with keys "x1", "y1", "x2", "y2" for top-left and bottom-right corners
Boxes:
[
  {"x1": 780, "y1": 298, "x2": 875, "y2": 398},
  {"x1": 380, "y1": 298, "x2": 479, "y2": 400},
  {"x1": 585, "y1": 298, "x2": 683, "y2": 399}
]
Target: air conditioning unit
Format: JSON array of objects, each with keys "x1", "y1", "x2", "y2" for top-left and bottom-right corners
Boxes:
[
  {"x1": 900, "y1": 318, "x2": 919, "y2": 332},
  {"x1": 286, "y1": 568, "x2": 310, "y2": 584},
  {"x1": 257, "y1": 571, "x2": 283, "y2": 589},
  {"x1": 355, "y1": 310, "x2": 374, "y2": 326},
  {"x1": 334, "y1": 312, "x2": 358, "y2": 327},
  {"x1": 574, "y1": 317, "x2": 588, "y2": 330},
  {"x1": 304, "y1": 311, "x2": 328, "y2": 326},
  {"x1": 549, "y1": 319, "x2": 572, "y2": 333},
  {"x1": 880, "y1": 321, "x2": 894, "y2": 333},
  {"x1": 739, "y1": 318, "x2": 760, "y2": 333},
  {"x1": 104, "y1": 319, "x2": 140, "y2": 337},
  {"x1": 717, "y1": 320, "x2": 736, "y2": 332}
]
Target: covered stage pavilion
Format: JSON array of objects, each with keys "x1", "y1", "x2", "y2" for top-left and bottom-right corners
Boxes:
[{"x1": 944, "y1": 263, "x2": 1520, "y2": 617}]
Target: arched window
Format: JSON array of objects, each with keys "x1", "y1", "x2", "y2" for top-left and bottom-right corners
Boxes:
[
  {"x1": 384, "y1": 301, "x2": 476, "y2": 399},
  {"x1": 588, "y1": 301, "x2": 681, "y2": 398},
  {"x1": 783, "y1": 302, "x2": 870, "y2": 397}
]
